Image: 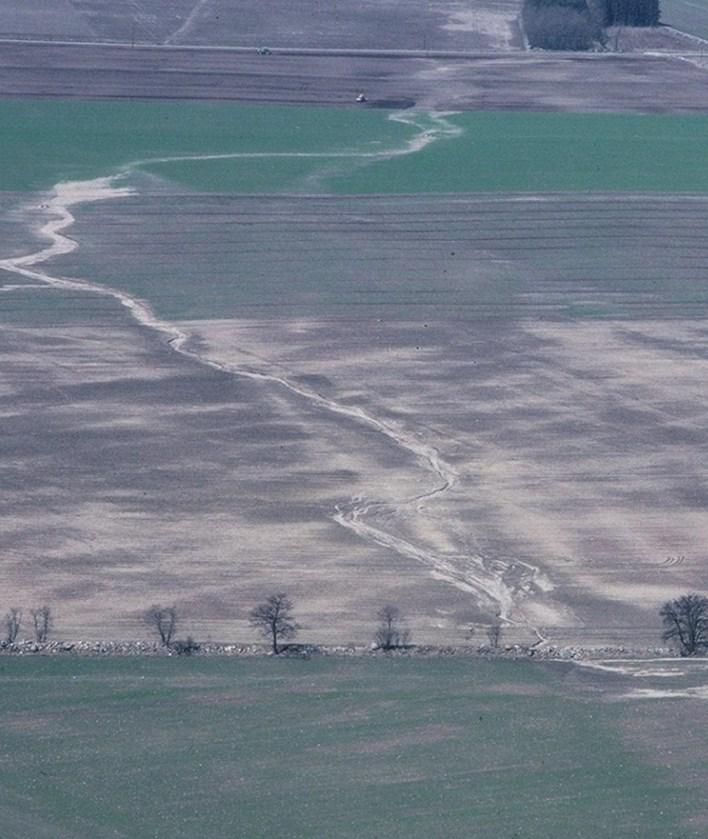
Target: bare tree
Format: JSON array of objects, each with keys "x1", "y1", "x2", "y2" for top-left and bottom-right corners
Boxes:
[
  {"x1": 660, "y1": 593, "x2": 708, "y2": 656},
  {"x1": 144, "y1": 605, "x2": 178, "y2": 646},
  {"x1": 249, "y1": 593, "x2": 298, "y2": 654},
  {"x1": 374, "y1": 605, "x2": 411, "y2": 650},
  {"x1": 487, "y1": 618, "x2": 503, "y2": 649},
  {"x1": 30, "y1": 606, "x2": 52, "y2": 643},
  {"x1": 4, "y1": 608, "x2": 22, "y2": 644}
]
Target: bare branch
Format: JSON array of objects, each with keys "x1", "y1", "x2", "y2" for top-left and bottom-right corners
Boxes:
[
  {"x1": 660, "y1": 593, "x2": 708, "y2": 656},
  {"x1": 487, "y1": 619, "x2": 503, "y2": 650},
  {"x1": 249, "y1": 593, "x2": 298, "y2": 654},
  {"x1": 30, "y1": 606, "x2": 52, "y2": 643},
  {"x1": 144, "y1": 605, "x2": 178, "y2": 646},
  {"x1": 4, "y1": 608, "x2": 22, "y2": 644},
  {"x1": 373, "y1": 605, "x2": 411, "y2": 650}
]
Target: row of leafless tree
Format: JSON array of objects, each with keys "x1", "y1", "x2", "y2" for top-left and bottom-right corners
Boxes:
[
  {"x1": 143, "y1": 596, "x2": 506, "y2": 655},
  {"x1": 146, "y1": 595, "x2": 322, "y2": 654},
  {"x1": 2, "y1": 597, "x2": 503, "y2": 653},
  {"x1": 8, "y1": 594, "x2": 705, "y2": 655},
  {"x1": 143, "y1": 592, "x2": 708, "y2": 657},
  {"x1": 3, "y1": 606, "x2": 52, "y2": 644}
]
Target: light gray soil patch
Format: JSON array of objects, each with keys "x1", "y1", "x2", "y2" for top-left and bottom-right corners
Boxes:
[
  {"x1": 69, "y1": 0, "x2": 198, "y2": 45},
  {"x1": 159, "y1": 0, "x2": 523, "y2": 51},
  {"x1": 0, "y1": 0, "x2": 94, "y2": 40},
  {"x1": 0, "y1": 312, "x2": 482, "y2": 643},
  {"x1": 186, "y1": 313, "x2": 708, "y2": 644},
  {"x1": 4, "y1": 41, "x2": 708, "y2": 111},
  {"x1": 606, "y1": 23, "x2": 708, "y2": 51},
  {"x1": 0, "y1": 0, "x2": 522, "y2": 51}
]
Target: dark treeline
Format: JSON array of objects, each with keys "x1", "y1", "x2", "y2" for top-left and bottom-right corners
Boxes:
[
  {"x1": 523, "y1": 0, "x2": 605, "y2": 51},
  {"x1": 523, "y1": 0, "x2": 660, "y2": 50},
  {"x1": 603, "y1": 0, "x2": 660, "y2": 26}
]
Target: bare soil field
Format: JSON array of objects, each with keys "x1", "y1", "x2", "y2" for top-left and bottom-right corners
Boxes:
[
  {"x1": 0, "y1": 0, "x2": 95, "y2": 41},
  {"x1": 607, "y1": 23, "x2": 708, "y2": 51},
  {"x1": 155, "y1": 0, "x2": 523, "y2": 51},
  {"x1": 4, "y1": 40, "x2": 708, "y2": 111},
  {"x1": 0, "y1": 0, "x2": 522, "y2": 51},
  {"x1": 3, "y1": 190, "x2": 707, "y2": 646},
  {"x1": 191, "y1": 315, "x2": 708, "y2": 644},
  {"x1": 0, "y1": 313, "x2": 483, "y2": 642}
]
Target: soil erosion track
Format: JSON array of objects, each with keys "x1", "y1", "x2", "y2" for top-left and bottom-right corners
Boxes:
[{"x1": 0, "y1": 117, "x2": 548, "y2": 642}]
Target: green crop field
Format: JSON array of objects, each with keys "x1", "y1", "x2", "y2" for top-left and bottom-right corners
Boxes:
[
  {"x1": 0, "y1": 98, "x2": 416, "y2": 193},
  {"x1": 4, "y1": 99, "x2": 708, "y2": 195},
  {"x1": 0, "y1": 657, "x2": 695, "y2": 839}
]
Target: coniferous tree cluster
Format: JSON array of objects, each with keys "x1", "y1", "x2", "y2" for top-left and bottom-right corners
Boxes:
[
  {"x1": 602, "y1": 0, "x2": 660, "y2": 26},
  {"x1": 523, "y1": 0, "x2": 605, "y2": 50}
]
